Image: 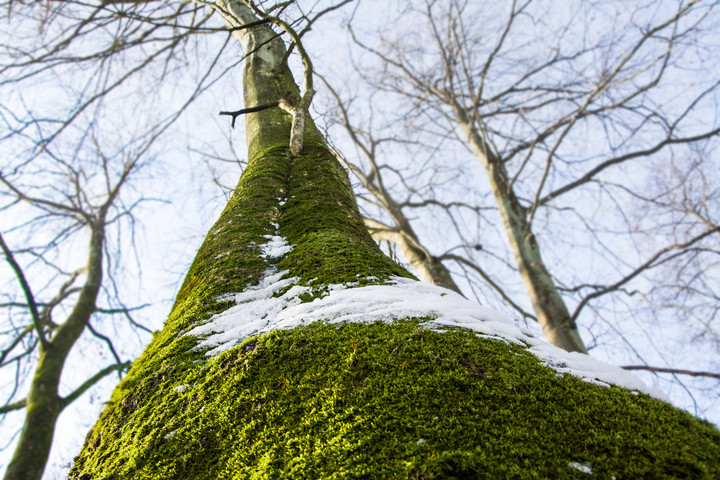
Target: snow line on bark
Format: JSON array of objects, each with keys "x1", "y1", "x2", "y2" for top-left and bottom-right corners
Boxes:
[{"x1": 187, "y1": 236, "x2": 666, "y2": 400}]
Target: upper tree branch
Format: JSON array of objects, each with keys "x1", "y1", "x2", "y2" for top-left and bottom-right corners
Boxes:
[{"x1": 0, "y1": 233, "x2": 48, "y2": 350}]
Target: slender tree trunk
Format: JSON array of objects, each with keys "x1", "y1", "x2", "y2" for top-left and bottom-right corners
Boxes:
[
  {"x1": 327, "y1": 85, "x2": 462, "y2": 294},
  {"x1": 4, "y1": 225, "x2": 105, "y2": 480},
  {"x1": 453, "y1": 106, "x2": 587, "y2": 353},
  {"x1": 365, "y1": 217, "x2": 463, "y2": 295},
  {"x1": 68, "y1": 5, "x2": 718, "y2": 478}
]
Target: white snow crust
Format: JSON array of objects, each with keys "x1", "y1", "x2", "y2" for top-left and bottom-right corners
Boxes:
[
  {"x1": 260, "y1": 234, "x2": 293, "y2": 259},
  {"x1": 568, "y1": 461, "x2": 593, "y2": 474},
  {"x1": 187, "y1": 236, "x2": 666, "y2": 400}
]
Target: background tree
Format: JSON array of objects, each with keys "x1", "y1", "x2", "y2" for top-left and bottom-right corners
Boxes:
[{"x1": 1, "y1": 140, "x2": 139, "y2": 480}]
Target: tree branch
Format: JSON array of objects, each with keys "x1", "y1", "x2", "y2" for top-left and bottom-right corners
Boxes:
[
  {"x1": 0, "y1": 232, "x2": 49, "y2": 350},
  {"x1": 86, "y1": 322, "x2": 123, "y2": 369},
  {"x1": 537, "y1": 128, "x2": 720, "y2": 207},
  {"x1": 621, "y1": 365, "x2": 720, "y2": 380},
  {"x1": 440, "y1": 253, "x2": 536, "y2": 321},
  {"x1": 0, "y1": 325, "x2": 34, "y2": 366},
  {"x1": 0, "y1": 398, "x2": 27, "y2": 415},
  {"x1": 219, "y1": 102, "x2": 279, "y2": 128},
  {"x1": 60, "y1": 361, "x2": 132, "y2": 410},
  {"x1": 571, "y1": 227, "x2": 720, "y2": 322}
]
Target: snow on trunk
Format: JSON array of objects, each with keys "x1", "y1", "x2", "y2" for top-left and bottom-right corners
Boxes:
[{"x1": 188, "y1": 236, "x2": 664, "y2": 399}]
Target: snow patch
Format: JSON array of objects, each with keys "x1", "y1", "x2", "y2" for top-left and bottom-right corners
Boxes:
[
  {"x1": 187, "y1": 269, "x2": 666, "y2": 400},
  {"x1": 261, "y1": 235, "x2": 292, "y2": 260},
  {"x1": 568, "y1": 461, "x2": 593, "y2": 474},
  {"x1": 188, "y1": 269, "x2": 307, "y2": 356}
]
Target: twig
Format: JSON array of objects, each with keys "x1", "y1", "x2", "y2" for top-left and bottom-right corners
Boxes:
[
  {"x1": 86, "y1": 322, "x2": 123, "y2": 373},
  {"x1": 621, "y1": 365, "x2": 720, "y2": 380},
  {"x1": 0, "y1": 398, "x2": 27, "y2": 415},
  {"x1": 60, "y1": 361, "x2": 132, "y2": 409},
  {"x1": 219, "y1": 102, "x2": 279, "y2": 128},
  {"x1": 0, "y1": 233, "x2": 49, "y2": 350}
]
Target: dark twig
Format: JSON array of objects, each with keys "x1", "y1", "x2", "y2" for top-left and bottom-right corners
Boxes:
[
  {"x1": 219, "y1": 102, "x2": 279, "y2": 128},
  {"x1": 0, "y1": 233, "x2": 48, "y2": 350},
  {"x1": 86, "y1": 322, "x2": 123, "y2": 376},
  {"x1": 0, "y1": 398, "x2": 27, "y2": 415},
  {"x1": 621, "y1": 365, "x2": 720, "y2": 380}
]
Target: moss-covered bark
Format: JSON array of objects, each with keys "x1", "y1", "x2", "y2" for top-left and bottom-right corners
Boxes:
[
  {"x1": 69, "y1": 4, "x2": 719, "y2": 479},
  {"x1": 71, "y1": 321, "x2": 720, "y2": 479}
]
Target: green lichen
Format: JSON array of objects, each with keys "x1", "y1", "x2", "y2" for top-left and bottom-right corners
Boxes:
[{"x1": 70, "y1": 320, "x2": 720, "y2": 479}]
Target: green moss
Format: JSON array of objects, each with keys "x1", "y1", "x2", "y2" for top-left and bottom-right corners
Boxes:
[
  {"x1": 70, "y1": 117, "x2": 718, "y2": 479},
  {"x1": 280, "y1": 145, "x2": 412, "y2": 286},
  {"x1": 139, "y1": 35, "x2": 412, "y2": 382},
  {"x1": 70, "y1": 320, "x2": 720, "y2": 479},
  {"x1": 168, "y1": 120, "x2": 409, "y2": 334},
  {"x1": 152, "y1": 128, "x2": 409, "y2": 359}
]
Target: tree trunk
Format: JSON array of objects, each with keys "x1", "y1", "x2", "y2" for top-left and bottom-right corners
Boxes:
[
  {"x1": 364, "y1": 216, "x2": 463, "y2": 296},
  {"x1": 68, "y1": 4, "x2": 718, "y2": 478},
  {"x1": 4, "y1": 225, "x2": 105, "y2": 480},
  {"x1": 453, "y1": 105, "x2": 587, "y2": 353}
]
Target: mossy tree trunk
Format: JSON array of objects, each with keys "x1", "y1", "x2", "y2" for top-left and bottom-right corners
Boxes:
[{"x1": 69, "y1": 3, "x2": 719, "y2": 479}]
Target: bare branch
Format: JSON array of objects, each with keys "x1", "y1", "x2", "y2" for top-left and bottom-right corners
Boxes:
[
  {"x1": 571, "y1": 227, "x2": 720, "y2": 322},
  {"x1": 0, "y1": 398, "x2": 27, "y2": 415},
  {"x1": 0, "y1": 233, "x2": 48, "y2": 349},
  {"x1": 60, "y1": 361, "x2": 132, "y2": 410},
  {"x1": 621, "y1": 365, "x2": 720, "y2": 380}
]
